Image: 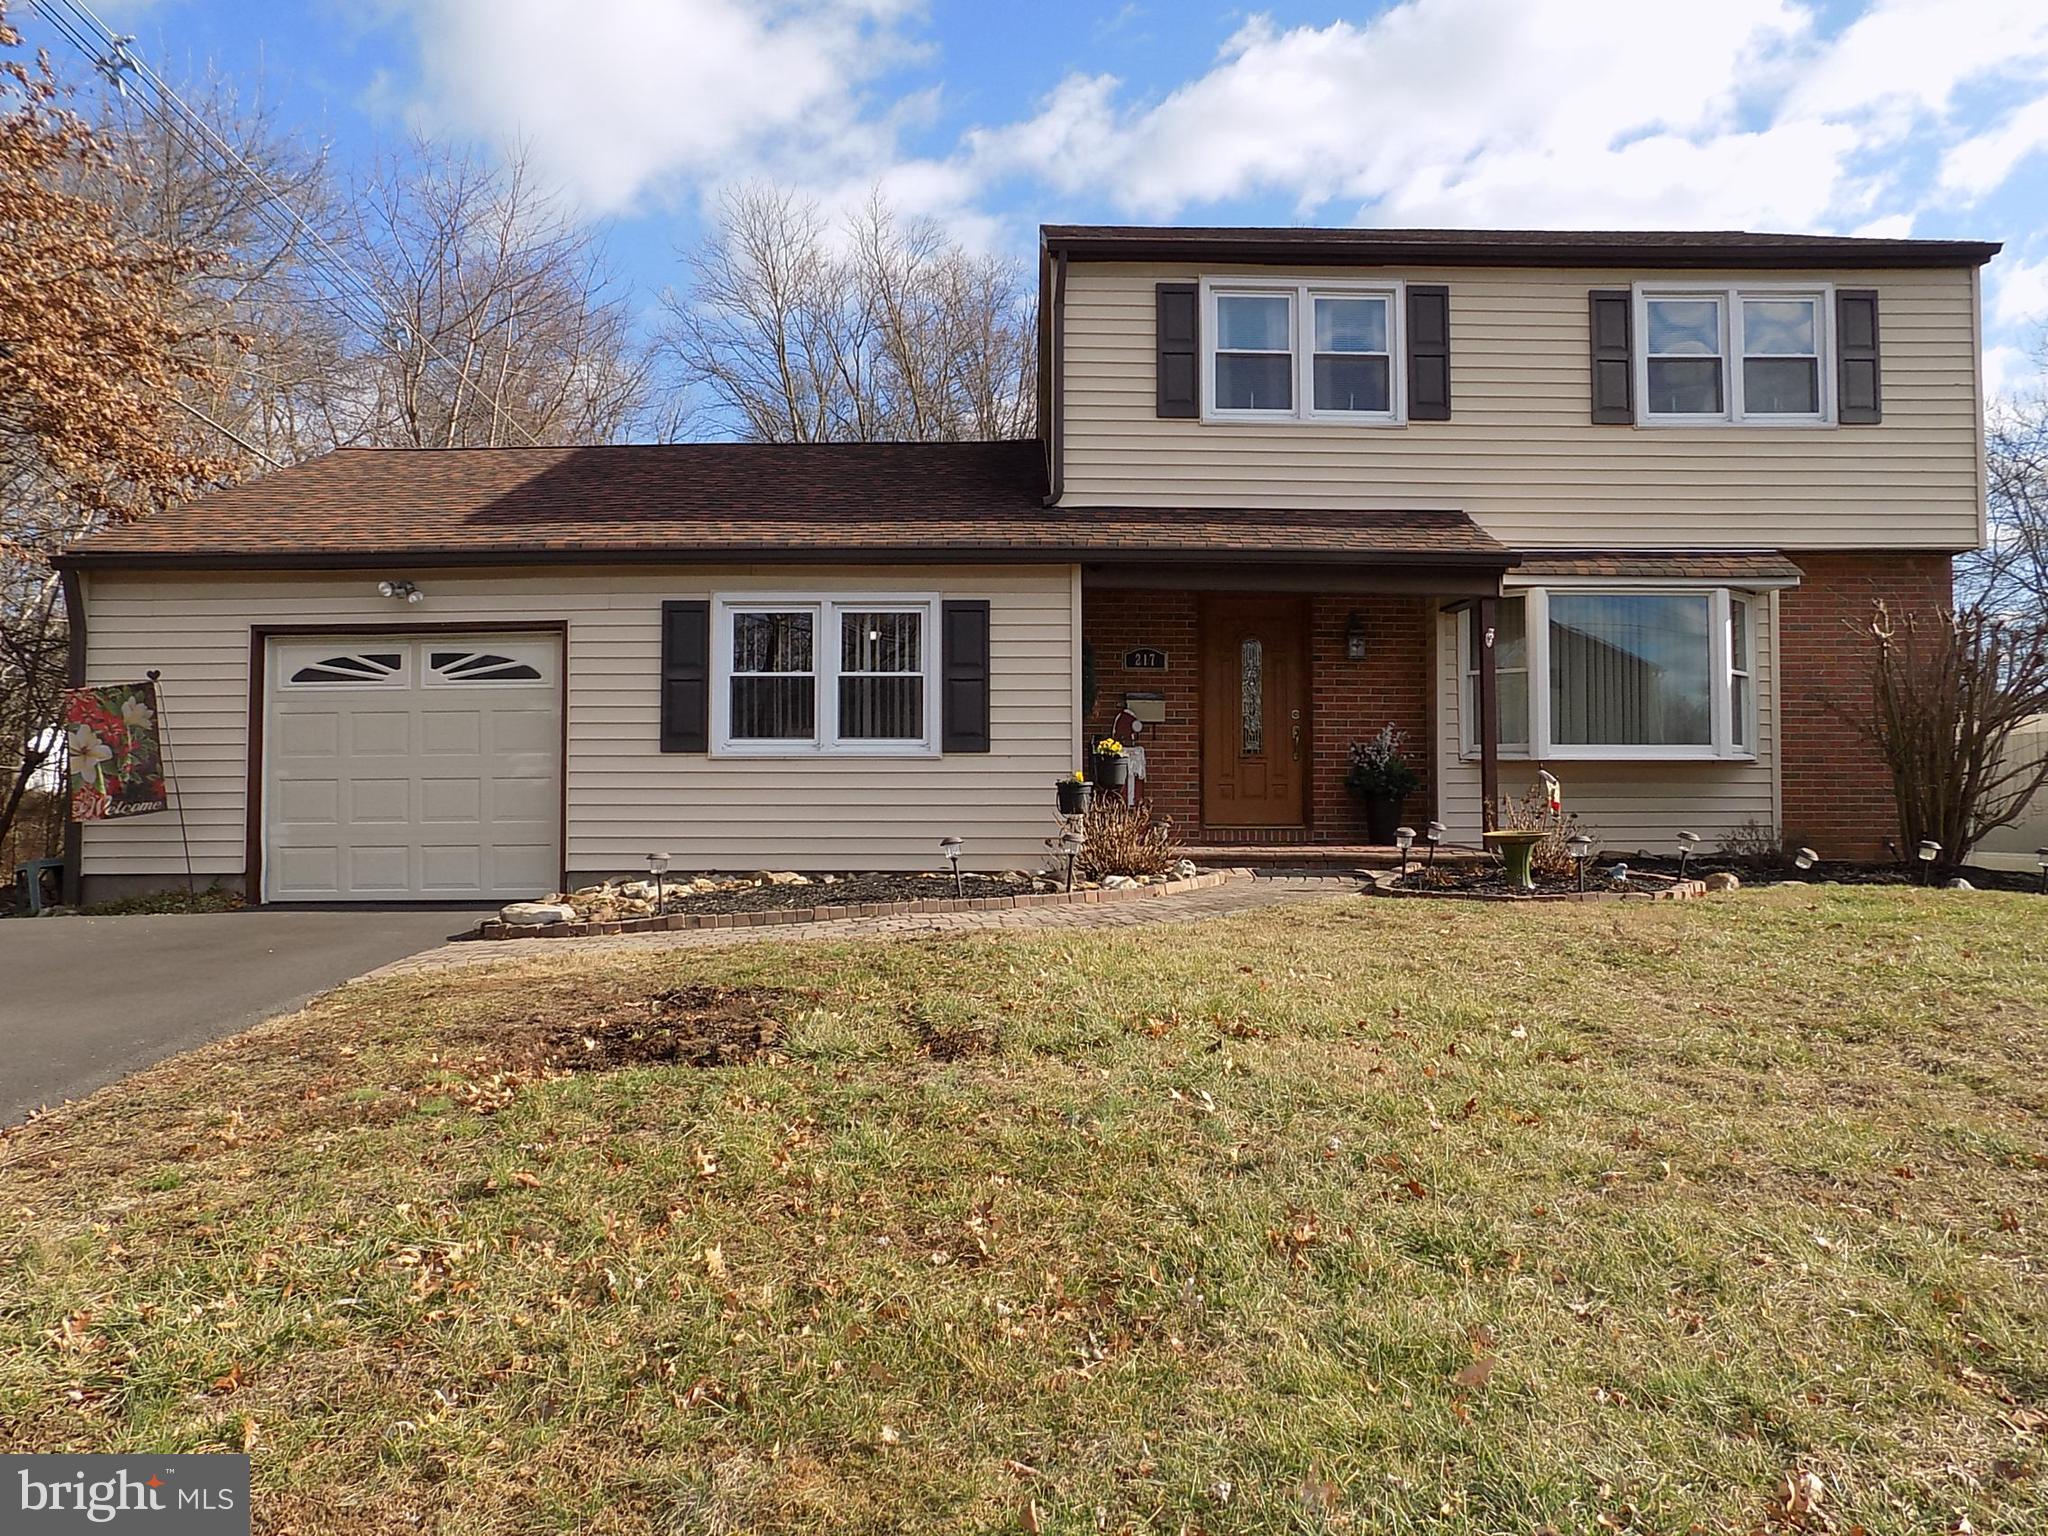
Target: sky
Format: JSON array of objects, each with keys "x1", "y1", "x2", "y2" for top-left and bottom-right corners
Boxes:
[{"x1": 22, "y1": 0, "x2": 2048, "y2": 399}]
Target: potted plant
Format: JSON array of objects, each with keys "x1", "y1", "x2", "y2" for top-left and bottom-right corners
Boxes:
[
  {"x1": 1092, "y1": 736, "x2": 1130, "y2": 792},
  {"x1": 1056, "y1": 770, "x2": 1093, "y2": 816},
  {"x1": 1346, "y1": 725, "x2": 1420, "y2": 844}
]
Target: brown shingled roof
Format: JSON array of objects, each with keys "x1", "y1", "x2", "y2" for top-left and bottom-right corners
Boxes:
[
  {"x1": 58, "y1": 441, "x2": 1513, "y2": 569},
  {"x1": 1514, "y1": 552, "x2": 1804, "y2": 583},
  {"x1": 1041, "y1": 225, "x2": 2002, "y2": 269}
]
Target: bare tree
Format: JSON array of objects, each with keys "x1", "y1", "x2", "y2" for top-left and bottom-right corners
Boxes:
[
  {"x1": 337, "y1": 139, "x2": 651, "y2": 448},
  {"x1": 1961, "y1": 390, "x2": 2048, "y2": 621},
  {"x1": 1860, "y1": 600, "x2": 2048, "y2": 863},
  {"x1": 658, "y1": 184, "x2": 1035, "y2": 442}
]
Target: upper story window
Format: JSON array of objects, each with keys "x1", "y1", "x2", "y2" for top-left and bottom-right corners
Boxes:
[
  {"x1": 712, "y1": 596, "x2": 938, "y2": 757},
  {"x1": 1461, "y1": 587, "x2": 1759, "y2": 761},
  {"x1": 1203, "y1": 278, "x2": 1404, "y2": 424},
  {"x1": 1635, "y1": 284, "x2": 1831, "y2": 425}
]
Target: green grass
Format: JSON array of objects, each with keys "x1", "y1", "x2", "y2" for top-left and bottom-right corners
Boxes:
[{"x1": 2, "y1": 886, "x2": 2045, "y2": 1534}]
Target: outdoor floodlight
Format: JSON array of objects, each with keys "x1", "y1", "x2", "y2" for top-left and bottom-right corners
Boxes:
[{"x1": 377, "y1": 579, "x2": 423, "y2": 603}]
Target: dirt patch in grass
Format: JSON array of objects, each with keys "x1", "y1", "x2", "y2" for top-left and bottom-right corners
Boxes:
[{"x1": 538, "y1": 983, "x2": 789, "y2": 1071}]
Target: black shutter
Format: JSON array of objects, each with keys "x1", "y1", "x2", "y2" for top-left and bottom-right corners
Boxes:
[
  {"x1": 1406, "y1": 284, "x2": 1451, "y2": 421},
  {"x1": 1837, "y1": 288, "x2": 1882, "y2": 424},
  {"x1": 1155, "y1": 282, "x2": 1199, "y2": 418},
  {"x1": 940, "y1": 600, "x2": 991, "y2": 754},
  {"x1": 659, "y1": 600, "x2": 710, "y2": 753},
  {"x1": 1588, "y1": 289, "x2": 1634, "y2": 424}
]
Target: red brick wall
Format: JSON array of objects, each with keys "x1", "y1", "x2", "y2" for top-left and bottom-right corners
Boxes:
[
  {"x1": 1779, "y1": 553, "x2": 1954, "y2": 859},
  {"x1": 1082, "y1": 587, "x2": 1436, "y2": 839}
]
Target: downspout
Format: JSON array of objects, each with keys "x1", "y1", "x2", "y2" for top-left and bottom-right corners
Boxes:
[
  {"x1": 58, "y1": 564, "x2": 85, "y2": 906},
  {"x1": 1044, "y1": 249, "x2": 1067, "y2": 507}
]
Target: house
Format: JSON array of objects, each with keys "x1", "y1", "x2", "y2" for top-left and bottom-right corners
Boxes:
[{"x1": 54, "y1": 225, "x2": 1998, "y2": 903}]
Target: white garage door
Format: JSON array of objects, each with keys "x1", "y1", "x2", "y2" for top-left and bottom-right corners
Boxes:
[{"x1": 263, "y1": 634, "x2": 562, "y2": 901}]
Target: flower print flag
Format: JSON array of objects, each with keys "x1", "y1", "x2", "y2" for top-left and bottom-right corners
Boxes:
[{"x1": 63, "y1": 682, "x2": 170, "y2": 820}]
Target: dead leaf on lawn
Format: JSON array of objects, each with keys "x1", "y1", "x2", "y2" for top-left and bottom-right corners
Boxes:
[{"x1": 1451, "y1": 1354, "x2": 1497, "y2": 1390}]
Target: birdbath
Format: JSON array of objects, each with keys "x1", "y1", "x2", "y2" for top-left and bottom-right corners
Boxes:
[{"x1": 1482, "y1": 828, "x2": 1547, "y2": 892}]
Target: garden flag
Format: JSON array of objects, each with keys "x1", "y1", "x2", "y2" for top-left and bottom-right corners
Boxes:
[
  {"x1": 1540, "y1": 769, "x2": 1562, "y2": 814},
  {"x1": 63, "y1": 681, "x2": 170, "y2": 821}
]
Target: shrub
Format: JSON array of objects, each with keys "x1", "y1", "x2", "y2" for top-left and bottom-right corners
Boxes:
[
  {"x1": 1493, "y1": 784, "x2": 1595, "y2": 880},
  {"x1": 1077, "y1": 796, "x2": 1182, "y2": 880},
  {"x1": 1346, "y1": 724, "x2": 1420, "y2": 799}
]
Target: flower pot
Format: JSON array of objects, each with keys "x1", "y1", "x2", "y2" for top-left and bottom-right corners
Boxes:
[
  {"x1": 1092, "y1": 754, "x2": 1130, "y2": 792},
  {"x1": 1056, "y1": 778, "x2": 1093, "y2": 816},
  {"x1": 1361, "y1": 792, "x2": 1405, "y2": 845}
]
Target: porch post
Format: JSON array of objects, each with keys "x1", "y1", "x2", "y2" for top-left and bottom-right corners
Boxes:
[{"x1": 1477, "y1": 595, "x2": 1500, "y2": 834}]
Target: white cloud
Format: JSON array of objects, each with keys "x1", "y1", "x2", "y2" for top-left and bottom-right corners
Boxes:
[
  {"x1": 1991, "y1": 254, "x2": 2048, "y2": 328},
  {"x1": 1943, "y1": 96, "x2": 2048, "y2": 200},
  {"x1": 1982, "y1": 343, "x2": 2032, "y2": 400},
  {"x1": 393, "y1": 0, "x2": 927, "y2": 214},
  {"x1": 1786, "y1": 0, "x2": 2048, "y2": 122}
]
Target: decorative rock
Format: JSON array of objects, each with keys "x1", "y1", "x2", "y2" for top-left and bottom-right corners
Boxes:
[
  {"x1": 1703, "y1": 872, "x2": 1741, "y2": 892},
  {"x1": 1101, "y1": 874, "x2": 1133, "y2": 889},
  {"x1": 1945, "y1": 876, "x2": 1975, "y2": 890},
  {"x1": 500, "y1": 900, "x2": 576, "y2": 925},
  {"x1": 1173, "y1": 859, "x2": 1198, "y2": 880}
]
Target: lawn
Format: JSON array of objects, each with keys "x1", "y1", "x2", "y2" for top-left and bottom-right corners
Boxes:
[{"x1": 2, "y1": 887, "x2": 2045, "y2": 1534}]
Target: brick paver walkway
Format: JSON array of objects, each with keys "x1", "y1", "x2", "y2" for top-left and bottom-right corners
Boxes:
[{"x1": 370, "y1": 873, "x2": 1362, "y2": 979}]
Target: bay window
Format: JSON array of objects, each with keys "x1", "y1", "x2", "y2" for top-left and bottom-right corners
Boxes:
[
  {"x1": 1463, "y1": 588, "x2": 1758, "y2": 760},
  {"x1": 715, "y1": 596, "x2": 937, "y2": 755},
  {"x1": 1205, "y1": 278, "x2": 1404, "y2": 423},
  {"x1": 1635, "y1": 284, "x2": 1832, "y2": 424}
]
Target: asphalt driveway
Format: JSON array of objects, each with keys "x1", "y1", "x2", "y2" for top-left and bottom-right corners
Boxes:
[{"x1": 0, "y1": 907, "x2": 488, "y2": 1125}]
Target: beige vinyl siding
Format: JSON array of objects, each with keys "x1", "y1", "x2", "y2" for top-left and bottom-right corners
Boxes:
[
  {"x1": 1434, "y1": 592, "x2": 1781, "y2": 852},
  {"x1": 1060, "y1": 261, "x2": 1982, "y2": 551},
  {"x1": 79, "y1": 564, "x2": 1078, "y2": 880}
]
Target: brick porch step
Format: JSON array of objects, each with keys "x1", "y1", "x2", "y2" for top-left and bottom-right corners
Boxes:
[{"x1": 1186, "y1": 842, "x2": 1494, "y2": 868}]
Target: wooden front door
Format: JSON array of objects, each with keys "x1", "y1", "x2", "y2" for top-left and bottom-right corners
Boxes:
[{"x1": 1200, "y1": 596, "x2": 1309, "y2": 828}]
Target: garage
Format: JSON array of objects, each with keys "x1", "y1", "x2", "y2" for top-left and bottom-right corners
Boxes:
[{"x1": 262, "y1": 632, "x2": 563, "y2": 901}]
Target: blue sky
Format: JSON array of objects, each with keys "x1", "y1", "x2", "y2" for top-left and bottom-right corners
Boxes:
[{"x1": 24, "y1": 0, "x2": 2048, "y2": 396}]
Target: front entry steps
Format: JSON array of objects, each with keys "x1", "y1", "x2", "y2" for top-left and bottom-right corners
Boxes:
[{"x1": 1186, "y1": 841, "x2": 1493, "y2": 869}]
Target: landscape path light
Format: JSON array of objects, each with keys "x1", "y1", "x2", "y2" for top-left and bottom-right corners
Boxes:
[
  {"x1": 1424, "y1": 820, "x2": 1445, "y2": 871},
  {"x1": 1676, "y1": 829, "x2": 1700, "y2": 881},
  {"x1": 1566, "y1": 832, "x2": 1593, "y2": 892},
  {"x1": 646, "y1": 851, "x2": 669, "y2": 911},
  {"x1": 1394, "y1": 825, "x2": 1415, "y2": 880},
  {"x1": 1793, "y1": 847, "x2": 1818, "y2": 872},
  {"x1": 940, "y1": 835, "x2": 965, "y2": 898},
  {"x1": 1916, "y1": 839, "x2": 1941, "y2": 885},
  {"x1": 1059, "y1": 829, "x2": 1085, "y2": 893}
]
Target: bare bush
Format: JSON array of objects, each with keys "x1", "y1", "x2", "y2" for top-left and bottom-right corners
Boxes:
[
  {"x1": 1077, "y1": 798, "x2": 1183, "y2": 881},
  {"x1": 1493, "y1": 784, "x2": 1595, "y2": 879},
  {"x1": 1860, "y1": 600, "x2": 2048, "y2": 861}
]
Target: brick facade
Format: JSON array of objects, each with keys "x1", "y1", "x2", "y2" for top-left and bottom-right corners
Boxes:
[
  {"x1": 1778, "y1": 552, "x2": 1955, "y2": 860},
  {"x1": 1082, "y1": 587, "x2": 1436, "y2": 840}
]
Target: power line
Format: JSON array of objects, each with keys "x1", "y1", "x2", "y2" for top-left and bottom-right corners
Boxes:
[
  {"x1": 170, "y1": 397, "x2": 285, "y2": 469},
  {"x1": 27, "y1": 0, "x2": 549, "y2": 449}
]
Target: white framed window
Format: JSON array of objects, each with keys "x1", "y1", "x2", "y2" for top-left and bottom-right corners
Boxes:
[
  {"x1": 1634, "y1": 283, "x2": 1832, "y2": 425},
  {"x1": 1202, "y1": 277, "x2": 1405, "y2": 424},
  {"x1": 1460, "y1": 586, "x2": 1761, "y2": 761},
  {"x1": 712, "y1": 596, "x2": 938, "y2": 756}
]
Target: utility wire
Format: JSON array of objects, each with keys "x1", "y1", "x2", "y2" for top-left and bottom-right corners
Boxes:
[
  {"x1": 28, "y1": 0, "x2": 549, "y2": 449},
  {"x1": 170, "y1": 397, "x2": 285, "y2": 469}
]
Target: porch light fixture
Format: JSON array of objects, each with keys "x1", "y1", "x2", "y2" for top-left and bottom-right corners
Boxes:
[
  {"x1": 1425, "y1": 820, "x2": 1445, "y2": 872},
  {"x1": 377, "y1": 579, "x2": 423, "y2": 604},
  {"x1": 1394, "y1": 825, "x2": 1415, "y2": 880},
  {"x1": 1566, "y1": 832, "x2": 1593, "y2": 892},
  {"x1": 1675, "y1": 830, "x2": 1700, "y2": 881},
  {"x1": 1916, "y1": 839, "x2": 1941, "y2": 885},
  {"x1": 1793, "y1": 847, "x2": 1818, "y2": 871},
  {"x1": 1345, "y1": 611, "x2": 1367, "y2": 661},
  {"x1": 940, "y1": 835, "x2": 965, "y2": 897},
  {"x1": 647, "y1": 851, "x2": 669, "y2": 910}
]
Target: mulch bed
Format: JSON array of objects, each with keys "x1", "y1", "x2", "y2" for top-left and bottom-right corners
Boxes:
[
  {"x1": 656, "y1": 871, "x2": 1040, "y2": 915},
  {"x1": 539, "y1": 984, "x2": 788, "y2": 1071}
]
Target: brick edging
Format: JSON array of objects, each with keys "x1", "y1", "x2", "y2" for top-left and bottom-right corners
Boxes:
[
  {"x1": 1363, "y1": 870, "x2": 1710, "y2": 903},
  {"x1": 471, "y1": 870, "x2": 1252, "y2": 940}
]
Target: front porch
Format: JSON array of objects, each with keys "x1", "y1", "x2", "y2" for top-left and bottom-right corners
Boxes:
[{"x1": 1080, "y1": 564, "x2": 1508, "y2": 846}]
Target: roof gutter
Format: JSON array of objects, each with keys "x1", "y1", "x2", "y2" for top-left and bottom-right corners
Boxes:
[{"x1": 1041, "y1": 231, "x2": 2004, "y2": 270}]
